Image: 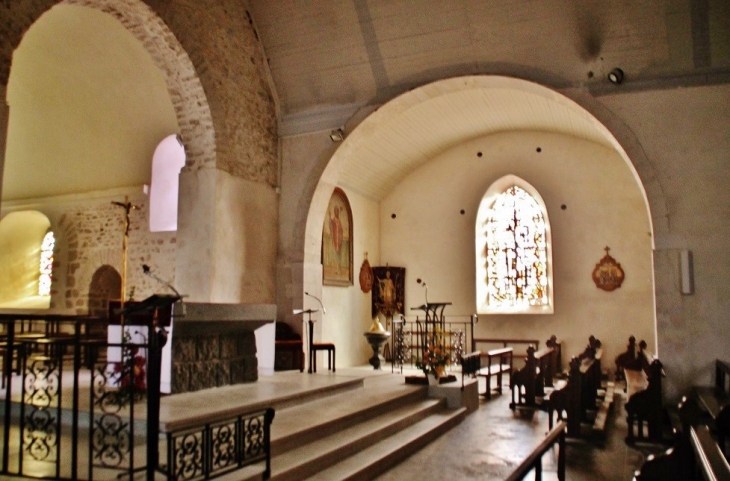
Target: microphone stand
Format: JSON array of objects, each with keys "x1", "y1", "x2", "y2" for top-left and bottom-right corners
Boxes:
[
  {"x1": 304, "y1": 291, "x2": 326, "y2": 315},
  {"x1": 143, "y1": 264, "x2": 186, "y2": 316}
]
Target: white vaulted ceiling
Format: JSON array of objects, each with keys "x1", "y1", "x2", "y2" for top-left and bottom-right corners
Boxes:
[
  {"x1": 248, "y1": 0, "x2": 687, "y2": 200},
  {"x1": 323, "y1": 77, "x2": 615, "y2": 201}
]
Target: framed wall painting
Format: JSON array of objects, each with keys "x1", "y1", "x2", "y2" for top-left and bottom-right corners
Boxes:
[
  {"x1": 371, "y1": 265, "x2": 405, "y2": 319},
  {"x1": 322, "y1": 187, "x2": 353, "y2": 286}
]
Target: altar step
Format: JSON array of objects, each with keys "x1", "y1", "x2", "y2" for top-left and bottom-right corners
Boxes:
[{"x1": 230, "y1": 372, "x2": 467, "y2": 481}]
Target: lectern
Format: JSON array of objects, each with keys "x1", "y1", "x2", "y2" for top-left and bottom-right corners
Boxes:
[
  {"x1": 115, "y1": 294, "x2": 180, "y2": 480},
  {"x1": 411, "y1": 302, "x2": 451, "y2": 349}
]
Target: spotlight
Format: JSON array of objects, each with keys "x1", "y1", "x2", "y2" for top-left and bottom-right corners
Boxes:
[
  {"x1": 608, "y1": 68, "x2": 624, "y2": 85},
  {"x1": 329, "y1": 128, "x2": 345, "y2": 142}
]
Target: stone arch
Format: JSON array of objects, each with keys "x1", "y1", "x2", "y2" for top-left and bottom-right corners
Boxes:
[
  {"x1": 0, "y1": 0, "x2": 215, "y2": 172},
  {"x1": 60, "y1": 0, "x2": 215, "y2": 172},
  {"x1": 291, "y1": 75, "x2": 669, "y2": 337}
]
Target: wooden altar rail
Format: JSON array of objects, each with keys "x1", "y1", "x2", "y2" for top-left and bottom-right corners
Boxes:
[
  {"x1": 690, "y1": 425, "x2": 730, "y2": 480},
  {"x1": 505, "y1": 421, "x2": 567, "y2": 481},
  {"x1": 473, "y1": 338, "x2": 540, "y2": 353}
]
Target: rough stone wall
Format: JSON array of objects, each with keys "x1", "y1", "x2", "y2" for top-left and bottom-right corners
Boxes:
[
  {"x1": 1, "y1": 189, "x2": 178, "y2": 313},
  {"x1": 151, "y1": 0, "x2": 278, "y2": 185},
  {"x1": 171, "y1": 330, "x2": 257, "y2": 392}
]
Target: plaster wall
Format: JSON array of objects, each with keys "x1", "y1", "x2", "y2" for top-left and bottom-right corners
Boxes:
[
  {"x1": 379, "y1": 131, "x2": 655, "y2": 376},
  {"x1": 600, "y1": 84, "x2": 730, "y2": 399},
  {"x1": 2, "y1": 4, "x2": 179, "y2": 201},
  {"x1": 212, "y1": 172, "x2": 278, "y2": 304},
  {"x1": 320, "y1": 187, "x2": 380, "y2": 368},
  {"x1": 177, "y1": 169, "x2": 277, "y2": 304}
]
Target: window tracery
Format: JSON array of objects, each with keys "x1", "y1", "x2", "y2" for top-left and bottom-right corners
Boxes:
[{"x1": 39, "y1": 231, "x2": 55, "y2": 296}]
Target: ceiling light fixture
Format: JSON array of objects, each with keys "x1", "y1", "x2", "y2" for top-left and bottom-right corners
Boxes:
[
  {"x1": 608, "y1": 68, "x2": 624, "y2": 85},
  {"x1": 329, "y1": 128, "x2": 345, "y2": 142}
]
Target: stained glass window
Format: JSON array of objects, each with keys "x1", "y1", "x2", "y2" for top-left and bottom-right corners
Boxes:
[
  {"x1": 483, "y1": 186, "x2": 548, "y2": 309},
  {"x1": 38, "y1": 231, "x2": 55, "y2": 296}
]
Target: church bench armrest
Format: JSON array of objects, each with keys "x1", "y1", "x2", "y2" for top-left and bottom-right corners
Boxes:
[{"x1": 624, "y1": 368, "x2": 649, "y2": 399}]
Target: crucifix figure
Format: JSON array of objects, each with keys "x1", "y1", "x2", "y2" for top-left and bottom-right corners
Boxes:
[{"x1": 112, "y1": 197, "x2": 142, "y2": 313}]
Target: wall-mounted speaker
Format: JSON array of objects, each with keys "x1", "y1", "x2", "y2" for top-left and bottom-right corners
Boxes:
[{"x1": 680, "y1": 249, "x2": 694, "y2": 295}]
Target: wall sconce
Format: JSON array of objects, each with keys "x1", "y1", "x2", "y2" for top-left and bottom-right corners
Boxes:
[
  {"x1": 329, "y1": 128, "x2": 345, "y2": 142},
  {"x1": 680, "y1": 249, "x2": 694, "y2": 295},
  {"x1": 608, "y1": 68, "x2": 624, "y2": 85}
]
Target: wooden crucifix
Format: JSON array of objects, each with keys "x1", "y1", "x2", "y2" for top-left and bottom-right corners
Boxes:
[{"x1": 112, "y1": 197, "x2": 143, "y2": 313}]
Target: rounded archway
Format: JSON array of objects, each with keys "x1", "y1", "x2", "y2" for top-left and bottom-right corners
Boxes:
[{"x1": 297, "y1": 75, "x2": 663, "y2": 369}]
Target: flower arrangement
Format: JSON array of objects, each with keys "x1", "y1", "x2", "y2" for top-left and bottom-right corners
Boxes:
[{"x1": 415, "y1": 328, "x2": 451, "y2": 378}]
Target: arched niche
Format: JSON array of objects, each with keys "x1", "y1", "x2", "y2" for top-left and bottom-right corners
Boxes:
[
  {"x1": 88, "y1": 264, "x2": 121, "y2": 317},
  {"x1": 0, "y1": 210, "x2": 52, "y2": 308}
]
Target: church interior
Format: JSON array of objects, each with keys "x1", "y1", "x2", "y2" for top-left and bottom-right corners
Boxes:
[{"x1": 1, "y1": 1, "x2": 729, "y2": 479}]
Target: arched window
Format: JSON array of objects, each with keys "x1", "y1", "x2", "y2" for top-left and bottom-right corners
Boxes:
[
  {"x1": 149, "y1": 134, "x2": 186, "y2": 232},
  {"x1": 0, "y1": 210, "x2": 53, "y2": 308},
  {"x1": 38, "y1": 231, "x2": 55, "y2": 296},
  {"x1": 476, "y1": 176, "x2": 553, "y2": 314}
]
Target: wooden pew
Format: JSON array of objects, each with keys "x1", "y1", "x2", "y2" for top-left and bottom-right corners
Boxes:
[
  {"x1": 619, "y1": 339, "x2": 665, "y2": 444},
  {"x1": 694, "y1": 359, "x2": 730, "y2": 454},
  {"x1": 633, "y1": 396, "x2": 709, "y2": 481},
  {"x1": 578, "y1": 336, "x2": 603, "y2": 417},
  {"x1": 460, "y1": 351, "x2": 482, "y2": 391},
  {"x1": 546, "y1": 337, "x2": 610, "y2": 438},
  {"x1": 547, "y1": 357, "x2": 583, "y2": 437},
  {"x1": 615, "y1": 335, "x2": 638, "y2": 382},
  {"x1": 477, "y1": 347, "x2": 513, "y2": 399},
  {"x1": 509, "y1": 338, "x2": 560, "y2": 410}
]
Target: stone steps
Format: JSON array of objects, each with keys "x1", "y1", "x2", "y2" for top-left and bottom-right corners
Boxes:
[{"x1": 229, "y1": 372, "x2": 467, "y2": 481}]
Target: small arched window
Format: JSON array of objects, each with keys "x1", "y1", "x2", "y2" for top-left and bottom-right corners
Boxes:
[
  {"x1": 149, "y1": 134, "x2": 186, "y2": 232},
  {"x1": 476, "y1": 176, "x2": 553, "y2": 314},
  {"x1": 38, "y1": 231, "x2": 55, "y2": 296}
]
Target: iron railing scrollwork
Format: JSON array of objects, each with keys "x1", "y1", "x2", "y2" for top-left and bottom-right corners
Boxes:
[
  {"x1": 1, "y1": 315, "x2": 276, "y2": 481},
  {"x1": 390, "y1": 315, "x2": 476, "y2": 371},
  {"x1": 89, "y1": 347, "x2": 141, "y2": 479},
  {"x1": 167, "y1": 408, "x2": 275, "y2": 480},
  {"x1": 19, "y1": 352, "x2": 63, "y2": 477}
]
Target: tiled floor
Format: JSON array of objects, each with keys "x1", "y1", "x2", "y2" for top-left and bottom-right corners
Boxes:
[
  {"x1": 1, "y1": 365, "x2": 671, "y2": 480},
  {"x1": 375, "y1": 370, "x2": 668, "y2": 480}
]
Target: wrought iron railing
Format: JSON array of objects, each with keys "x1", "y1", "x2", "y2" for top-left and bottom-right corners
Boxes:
[
  {"x1": 390, "y1": 314, "x2": 476, "y2": 373},
  {"x1": 165, "y1": 408, "x2": 275, "y2": 480},
  {"x1": 1, "y1": 314, "x2": 275, "y2": 480}
]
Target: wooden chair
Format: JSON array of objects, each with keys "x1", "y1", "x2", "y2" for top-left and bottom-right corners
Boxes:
[{"x1": 307, "y1": 319, "x2": 335, "y2": 373}]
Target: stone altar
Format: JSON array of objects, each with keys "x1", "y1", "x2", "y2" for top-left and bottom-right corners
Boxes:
[{"x1": 161, "y1": 302, "x2": 276, "y2": 393}]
